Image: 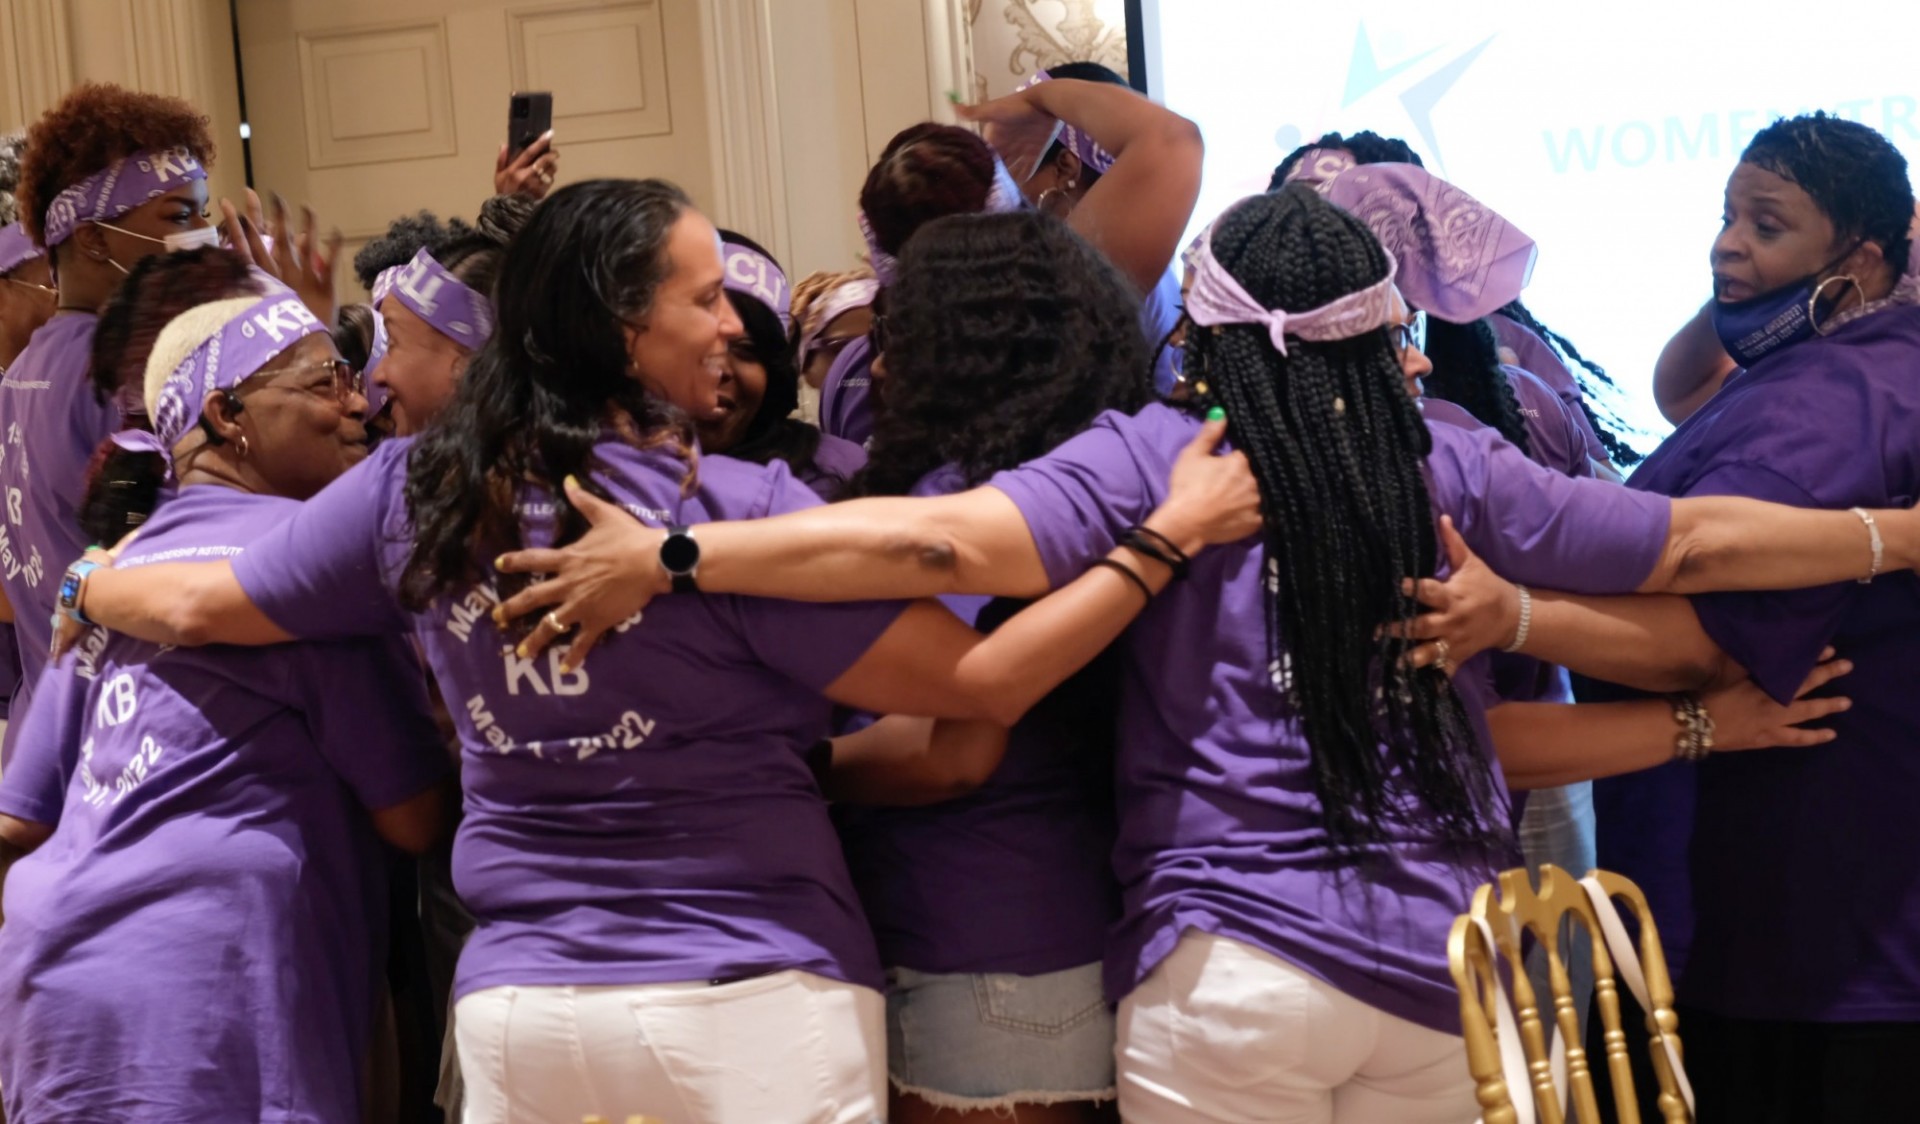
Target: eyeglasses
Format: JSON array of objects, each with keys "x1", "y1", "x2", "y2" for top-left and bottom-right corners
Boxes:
[
  {"x1": 1389, "y1": 311, "x2": 1428, "y2": 357},
  {"x1": 3, "y1": 277, "x2": 56, "y2": 298},
  {"x1": 238, "y1": 359, "x2": 366, "y2": 407},
  {"x1": 804, "y1": 332, "x2": 862, "y2": 369}
]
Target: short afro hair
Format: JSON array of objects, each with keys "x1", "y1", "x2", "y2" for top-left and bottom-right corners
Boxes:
[
  {"x1": 1742, "y1": 112, "x2": 1915, "y2": 276},
  {"x1": 19, "y1": 83, "x2": 215, "y2": 246}
]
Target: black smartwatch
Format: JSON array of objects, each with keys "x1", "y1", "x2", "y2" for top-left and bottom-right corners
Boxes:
[{"x1": 661, "y1": 522, "x2": 701, "y2": 593}]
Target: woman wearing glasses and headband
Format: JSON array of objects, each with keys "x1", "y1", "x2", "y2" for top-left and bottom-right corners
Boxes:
[
  {"x1": 826, "y1": 77, "x2": 1201, "y2": 445},
  {"x1": 0, "y1": 249, "x2": 447, "y2": 1122},
  {"x1": 1001, "y1": 62, "x2": 1188, "y2": 398}
]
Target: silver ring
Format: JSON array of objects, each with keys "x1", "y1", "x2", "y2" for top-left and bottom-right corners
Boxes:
[
  {"x1": 545, "y1": 611, "x2": 569, "y2": 633},
  {"x1": 1432, "y1": 638, "x2": 1451, "y2": 673}
]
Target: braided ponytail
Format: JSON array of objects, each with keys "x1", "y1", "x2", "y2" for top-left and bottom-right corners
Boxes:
[
  {"x1": 1496, "y1": 298, "x2": 1643, "y2": 466},
  {"x1": 1187, "y1": 185, "x2": 1504, "y2": 857},
  {"x1": 1422, "y1": 317, "x2": 1533, "y2": 459}
]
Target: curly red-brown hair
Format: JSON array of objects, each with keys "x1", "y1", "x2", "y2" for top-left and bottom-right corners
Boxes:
[
  {"x1": 858, "y1": 123, "x2": 996, "y2": 259},
  {"x1": 19, "y1": 83, "x2": 215, "y2": 246}
]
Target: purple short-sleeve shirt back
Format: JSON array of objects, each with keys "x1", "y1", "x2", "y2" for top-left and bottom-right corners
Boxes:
[
  {"x1": 987, "y1": 404, "x2": 1668, "y2": 1030},
  {"x1": 232, "y1": 440, "x2": 908, "y2": 998}
]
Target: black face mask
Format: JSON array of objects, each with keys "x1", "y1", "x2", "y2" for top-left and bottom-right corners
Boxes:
[{"x1": 1709, "y1": 242, "x2": 1862, "y2": 368}]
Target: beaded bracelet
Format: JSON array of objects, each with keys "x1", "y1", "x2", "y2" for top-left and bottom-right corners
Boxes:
[
  {"x1": 1502, "y1": 584, "x2": 1533, "y2": 653},
  {"x1": 1668, "y1": 694, "x2": 1715, "y2": 762}
]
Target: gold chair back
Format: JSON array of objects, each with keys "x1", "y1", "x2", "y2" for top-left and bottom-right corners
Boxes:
[{"x1": 1447, "y1": 863, "x2": 1693, "y2": 1124}]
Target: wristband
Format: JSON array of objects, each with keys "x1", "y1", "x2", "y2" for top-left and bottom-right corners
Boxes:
[
  {"x1": 1121, "y1": 527, "x2": 1190, "y2": 579},
  {"x1": 1094, "y1": 558, "x2": 1154, "y2": 602}
]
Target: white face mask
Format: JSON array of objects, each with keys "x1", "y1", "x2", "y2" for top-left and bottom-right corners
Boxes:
[{"x1": 97, "y1": 221, "x2": 222, "y2": 253}]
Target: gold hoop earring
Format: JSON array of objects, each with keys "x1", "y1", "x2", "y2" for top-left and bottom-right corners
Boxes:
[
  {"x1": 1810, "y1": 273, "x2": 1860, "y2": 335},
  {"x1": 237, "y1": 434, "x2": 251, "y2": 459}
]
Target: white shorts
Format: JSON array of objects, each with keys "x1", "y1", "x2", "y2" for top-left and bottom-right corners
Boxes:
[
  {"x1": 1116, "y1": 931, "x2": 1476, "y2": 1124},
  {"x1": 455, "y1": 970, "x2": 885, "y2": 1124}
]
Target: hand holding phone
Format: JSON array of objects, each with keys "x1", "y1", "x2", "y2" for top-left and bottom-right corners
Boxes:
[{"x1": 498, "y1": 92, "x2": 558, "y2": 200}]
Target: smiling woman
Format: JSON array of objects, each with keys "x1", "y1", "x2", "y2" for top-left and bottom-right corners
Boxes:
[{"x1": 0, "y1": 247, "x2": 442, "y2": 1123}]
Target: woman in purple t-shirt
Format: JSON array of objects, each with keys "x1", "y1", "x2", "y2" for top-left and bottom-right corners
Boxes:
[
  {"x1": 833, "y1": 208, "x2": 1153, "y2": 1120},
  {"x1": 473, "y1": 187, "x2": 1918, "y2": 1123},
  {"x1": 0, "y1": 252, "x2": 449, "y2": 1121},
  {"x1": 49, "y1": 178, "x2": 1260, "y2": 1124},
  {"x1": 700, "y1": 229, "x2": 865, "y2": 499}
]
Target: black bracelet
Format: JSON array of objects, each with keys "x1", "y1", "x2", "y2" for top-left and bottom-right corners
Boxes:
[
  {"x1": 1130, "y1": 524, "x2": 1192, "y2": 568},
  {"x1": 1121, "y1": 527, "x2": 1190, "y2": 579},
  {"x1": 1094, "y1": 558, "x2": 1155, "y2": 602}
]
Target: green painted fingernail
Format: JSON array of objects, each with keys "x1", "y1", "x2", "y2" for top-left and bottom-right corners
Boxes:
[
  {"x1": 945, "y1": 90, "x2": 963, "y2": 104},
  {"x1": 1206, "y1": 406, "x2": 1226, "y2": 422}
]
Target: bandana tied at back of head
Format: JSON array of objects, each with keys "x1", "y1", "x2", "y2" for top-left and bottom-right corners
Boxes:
[
  {"x1": 384, "y1": 246, "x2": 493, "y2": 348},
  {"x1": 1184, "y1": 212, "x2": 1400, "y2": 353},
  {"x1": 721, "y1": 240, "x2": 792, "y2": 329},
  {"x1": 857, "y1": 154, "x2": 1025, "y2": 286},
  {"x1": 1311, "y1": 162, "x2": 1536, "y2": 324},
  {"x1": 138, "y1": 289, "x2": 329, "y2": 456},
  {"x1": 1012, "y1": 71, "x2": 1117, "y2": 179},
  {"x1": 796, "y1": 278, "x2": 879, "y2": 373},
  {"x1": 0, "y1": 222, "x2": 43, "y2": 274},
  {"x1": 42, "y1": 147, "x2": 207, "y2": 248}
]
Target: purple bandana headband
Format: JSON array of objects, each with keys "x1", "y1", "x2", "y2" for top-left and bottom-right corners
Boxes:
[
  {"x1": 1315, "y1": 162, "x2": 1536, "y2": 324},
  {"x1": 359, "y1": 264, "x2": 401, "y2": 415},
  {"x1": 151, "y1": 293, "x2": 328, "y2": 450},
  {"x1": 0, "y1": 223, "x2": 43, "y2": 275},
  {"x1": 1012, "y1": 72, "x2": 1116, "y2": 177},
  {"x1": 386, "y1": 246, "x2": 493, "y2": 348},
  {"x1": 797, "y1": 278, "x2": 879, "y2": 370},
  {"x1": 1281, "y1": 146, "x2": 1359, "y2": 190},
  {"x1": 42, "y1": 147, "x2": 207, "y2": 248},
  {"x1": 1185, "y1": 219, "x2": 1399, "y2": 355},
  {"x1": 722, "y1": 240, "x2": 792, "y2": 329},
  {"x1": 858, "y1": 154, "x2": 1024, "y2": 285}
]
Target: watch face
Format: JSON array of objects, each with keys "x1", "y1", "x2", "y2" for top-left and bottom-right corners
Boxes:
[
  {"x1": 59, "y1": 573, "x2": 81, "y2": 609},
  {"x1": 661, "y1": 531, "x2": 699, "y2": 574}
]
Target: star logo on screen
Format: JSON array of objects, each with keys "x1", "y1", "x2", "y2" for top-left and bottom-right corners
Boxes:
[{"x1": 1341, "y1": 23, "x2": 1496, "y2": 175}]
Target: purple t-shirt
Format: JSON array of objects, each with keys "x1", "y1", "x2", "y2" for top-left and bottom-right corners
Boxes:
[
  {"x1": 836, "y1": 464, "x2": 1117, "y2": 975},
  {"x1": 0, "y1": 486, "x2": 448, "y2": 1123},
  {"x1": 819, "y1": 335, "x2": 876, "y2": 448},
  {"x1": 796, "y1": 432, "x2": 868, "y2": 501},
  {"x1": 1594, "y1": 304, "x2": 1920, "y2": 1022},
  {"x1": 1422, "y1": 369, "x2": 1594, "y2": 707},
  {"x1": 230, "y1": 439, "x2": 908, "y2": 999},
  {"x1": 0, "y1": 314, "x2": 116, "y2": 768},
  {"x1": 1141, "y1": 266, "x2": 1184, "y2": 397},
  {"x1": 1490, "y1": 313, "x2": 1607, "y2": 465},
  {"x1": 988, "y1": 403, "x2": 1670, "y2": 1030}
]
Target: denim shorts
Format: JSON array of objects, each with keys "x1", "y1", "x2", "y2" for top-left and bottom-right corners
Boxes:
[{"x1": 886, "y1": 960, "x2": 1116, "y2": 1109}]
